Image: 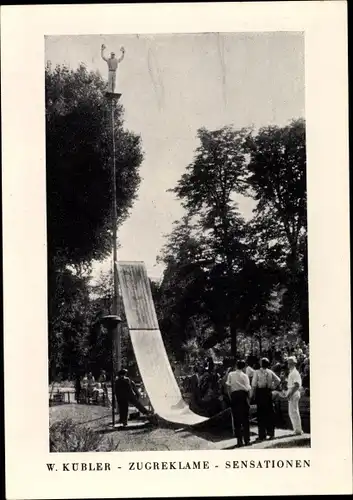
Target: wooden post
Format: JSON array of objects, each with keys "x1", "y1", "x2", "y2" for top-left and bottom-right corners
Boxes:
[{"x1": 101, "y1": 315, "x2": 122, "y2": 427}]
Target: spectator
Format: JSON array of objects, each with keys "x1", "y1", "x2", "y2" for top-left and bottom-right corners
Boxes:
[
  {"x1": 87, "y1": 372, "x2": 95, "y2": 402},
  {"x1": 98, "y1": 369, "x2": 107, "y2": 385},
  {"x1": 92, "y1": 382, "x2": 104, "y2": 404},
  {"x1": 98, "y1": 370, "x2": 108, "y2": 405},
  {"x1": 226, "y1": 359, "x2": 251, "y2": 447},
  {"x1": 302, "y1": 359, "x2": 310, "y2": 394},
  {"x1": 220, "y1": 363, "x2": 232, "y2": 408},
  {"x1": 245, "y1": 356, "x2": 255, "y2": 383},
  {"x1": 253, "y1": 357, "x2": 261, "y2": 370},
  {"x1": 81, "y1": 373, "x2": 88, "y2": 403},
  {"x1": 189, "y1": 366, "x2": 203, "y2": 412},
  {"x1": 74, "y1": 372, "x2": 81, "y2": 404},
  {"x1": 286, "y1": 356, "x2": 303, "y2": 435},
  {"x1": 272, "y1": 363, "x2": 282, "y2": 376},
  {"x1": 251, "y1": 357, "x2": 281, "y2": 441},
  {"x1": 200, "y1": 365, "x2": 222, "y2": 415}
]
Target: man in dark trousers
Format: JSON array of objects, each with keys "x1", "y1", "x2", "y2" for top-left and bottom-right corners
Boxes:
[
  {"x1": 226, "y1": 359, "x2": 251, "y2": 447},
  {"x1": 74, "y1": 371, "x2": 81, "y2": 404},
  {"x1": 189, "y1": 366, "x2": 202, "y2": 413},
  {"x1": 114, "y1": 369, "x2": 153, "y2": 426},
  {"x1": 251, "y1": 357, "x2": 281, "y2": 441}
]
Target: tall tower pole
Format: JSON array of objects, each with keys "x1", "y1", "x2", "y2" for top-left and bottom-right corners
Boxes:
[
  {"x1": 109, "y1": 95, "x2": 122, "y2": 427},
  {"x1": 110, "y1": 97, "x2": 121, "y2": 372},
  {"x1": 101, "y1": 43, "x2": 125, "y2": 427}
]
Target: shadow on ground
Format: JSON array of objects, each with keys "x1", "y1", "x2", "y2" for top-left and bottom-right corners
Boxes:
[
  {"x1": 97, "y1": 423, "x2": 153, "y2": 435},
  {"x1": 49, "y1": 403, "x2": 310, "y2": 452}
]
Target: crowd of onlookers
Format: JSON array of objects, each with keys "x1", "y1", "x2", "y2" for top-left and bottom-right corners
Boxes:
[
  {"x1": 74, "y1": 370, "x2": 109, "y2": 404},
  {"x1": 71, "y1": 342, "x2": 309, "y2": 410},
  {"x1": 178, "y1": 343, "x2": 309, "y2": 445},
  {"x1": 73, "y1": 369, "x2": 150, "y2": 409},
  {"x1": 52, "y1": 337, "x2": 309, "y2": 439},
  {"x1": 182, "y1": 341, "x2": 310, "y2": 418}
]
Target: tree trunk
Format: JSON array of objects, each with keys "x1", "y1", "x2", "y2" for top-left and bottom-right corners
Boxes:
[
  {"x1": 230, "y1": 324, "x2": 237, "y2": 358},
  {"x1": 259, "y1": 335, "x2": 262, "y2": 356},
  {"x1": 300, "y1": 303, "x2": 309, "y2": 343}
]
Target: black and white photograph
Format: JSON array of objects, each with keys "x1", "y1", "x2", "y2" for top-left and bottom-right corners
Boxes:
[
  {"x1": 46, "y1": 32, "x2": 310, "y2": 452},
  {"x1": 3, "y1": 3, "x2": 351, "y2": 499}
]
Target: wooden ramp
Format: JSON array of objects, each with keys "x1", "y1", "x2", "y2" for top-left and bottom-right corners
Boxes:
[{"x1": 117, "y1": 261, "x2": 209, "y2": 426}]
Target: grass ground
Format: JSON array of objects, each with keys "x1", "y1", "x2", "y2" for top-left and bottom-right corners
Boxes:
[
  {"x1": 50, "y1": 404, "x2": 217, "y2": 451},
  {"x1": 50, "y1": 403, "x2": 310, "y2": 452}
]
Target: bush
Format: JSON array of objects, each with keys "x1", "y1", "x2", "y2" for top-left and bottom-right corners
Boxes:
[{"x1": 50, "y1": 418, "x2": 107, "y2": 452}]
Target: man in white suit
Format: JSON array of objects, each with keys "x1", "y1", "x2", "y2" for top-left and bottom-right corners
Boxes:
[{"x1": 286, "y1": 356, "x2": 303, "y2": 435}]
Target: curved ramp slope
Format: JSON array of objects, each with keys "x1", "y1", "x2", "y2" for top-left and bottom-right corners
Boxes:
[{"x1": 117, "y1": 261, "x2": 208, "y2": 426}]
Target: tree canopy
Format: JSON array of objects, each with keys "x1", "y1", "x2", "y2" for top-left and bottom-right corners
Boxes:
[
  {"x1": 157, "y1": 119, "x2": 308, "y2": 358},
  {"x1": 46, "y1": 63, "x2": 143, "y2": 270},
  {"x1": 245, "y1": 119, "x2": 307, "y2": 338},
  {"x1": 46, "y1": 63, "x2": 144, "y2": 379}
]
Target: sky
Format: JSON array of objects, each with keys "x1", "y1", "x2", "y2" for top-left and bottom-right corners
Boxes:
[{"x1": 45, "y1": 32, "x2": 305, "y2": 279}]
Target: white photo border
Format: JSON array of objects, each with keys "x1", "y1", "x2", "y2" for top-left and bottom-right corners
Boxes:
[{"x1": 2, "y1": 2, "x2": 351, "y2": 498}]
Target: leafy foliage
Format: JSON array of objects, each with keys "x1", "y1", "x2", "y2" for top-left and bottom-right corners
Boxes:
[
  {"x1": 244, "y1": 119, "x2": 308, "y2": 338},
  {"x1": 46, "y1": 63, "x2": 143, "y2": 378},
  {"x1": 47, "y1": 64, "x2": 307, "y2": 375},
  {"x1": 158, "y1": 120, "x2": 308, "y2": 357},
  {"x1": 48, "y1": 268, "x2": 91, "y2": 380},
  {"x1": 46, "y1": 63, "x2": 143, "y2": 268},
  {"x1": 49, "y1": 418, "x2": 118, "y2": 452}
]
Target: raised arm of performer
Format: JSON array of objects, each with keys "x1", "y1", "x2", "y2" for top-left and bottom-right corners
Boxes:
[
  {"x1": 101, "y1": 44, "x2": 108, "y2": 62},
  {"x1": 117, "y1": 46, "x2": 125, "y2": 63}
]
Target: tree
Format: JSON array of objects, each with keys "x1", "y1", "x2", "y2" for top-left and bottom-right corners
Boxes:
[
  {"x1": 46, "y1": 63, "x2": 144, "y2": 377},
  {"x1": 156, "y1": 217, "x2": 211, "y2": 359},
  {"x1": 158, "y1": 119, "x2": 308, "y2": 359},
  {"x1": 244, "y1": 119, "x2": 308, "y2": 339},
  {"x1": 48, "y1": 268, "x2": 91, "y2": 381},
  {"x1": 46, "y1": 63, "x2": 143, "y2": 270},
  {"x1": 170, "y1": 127, "x2": 252, "y2": 355}
]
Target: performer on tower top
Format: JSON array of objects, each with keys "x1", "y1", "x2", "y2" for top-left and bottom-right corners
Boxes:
[{"x1": 101, "y1": 44, "x2": 125, "y2": 94}]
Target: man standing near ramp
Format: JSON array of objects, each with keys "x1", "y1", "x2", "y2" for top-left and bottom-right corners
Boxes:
[
  {"x1": 114, "y1": 369, "x2": 153, "y2": 426},
  {"x1": 286, "y1": 356, "x2": 303, "y2": 435},
  {"x1": 226, "y1": 359, "x2": 251, "y2": 447},
  {"x1": 251, "y1": 357, "x2": 281, "y2": 441}
]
